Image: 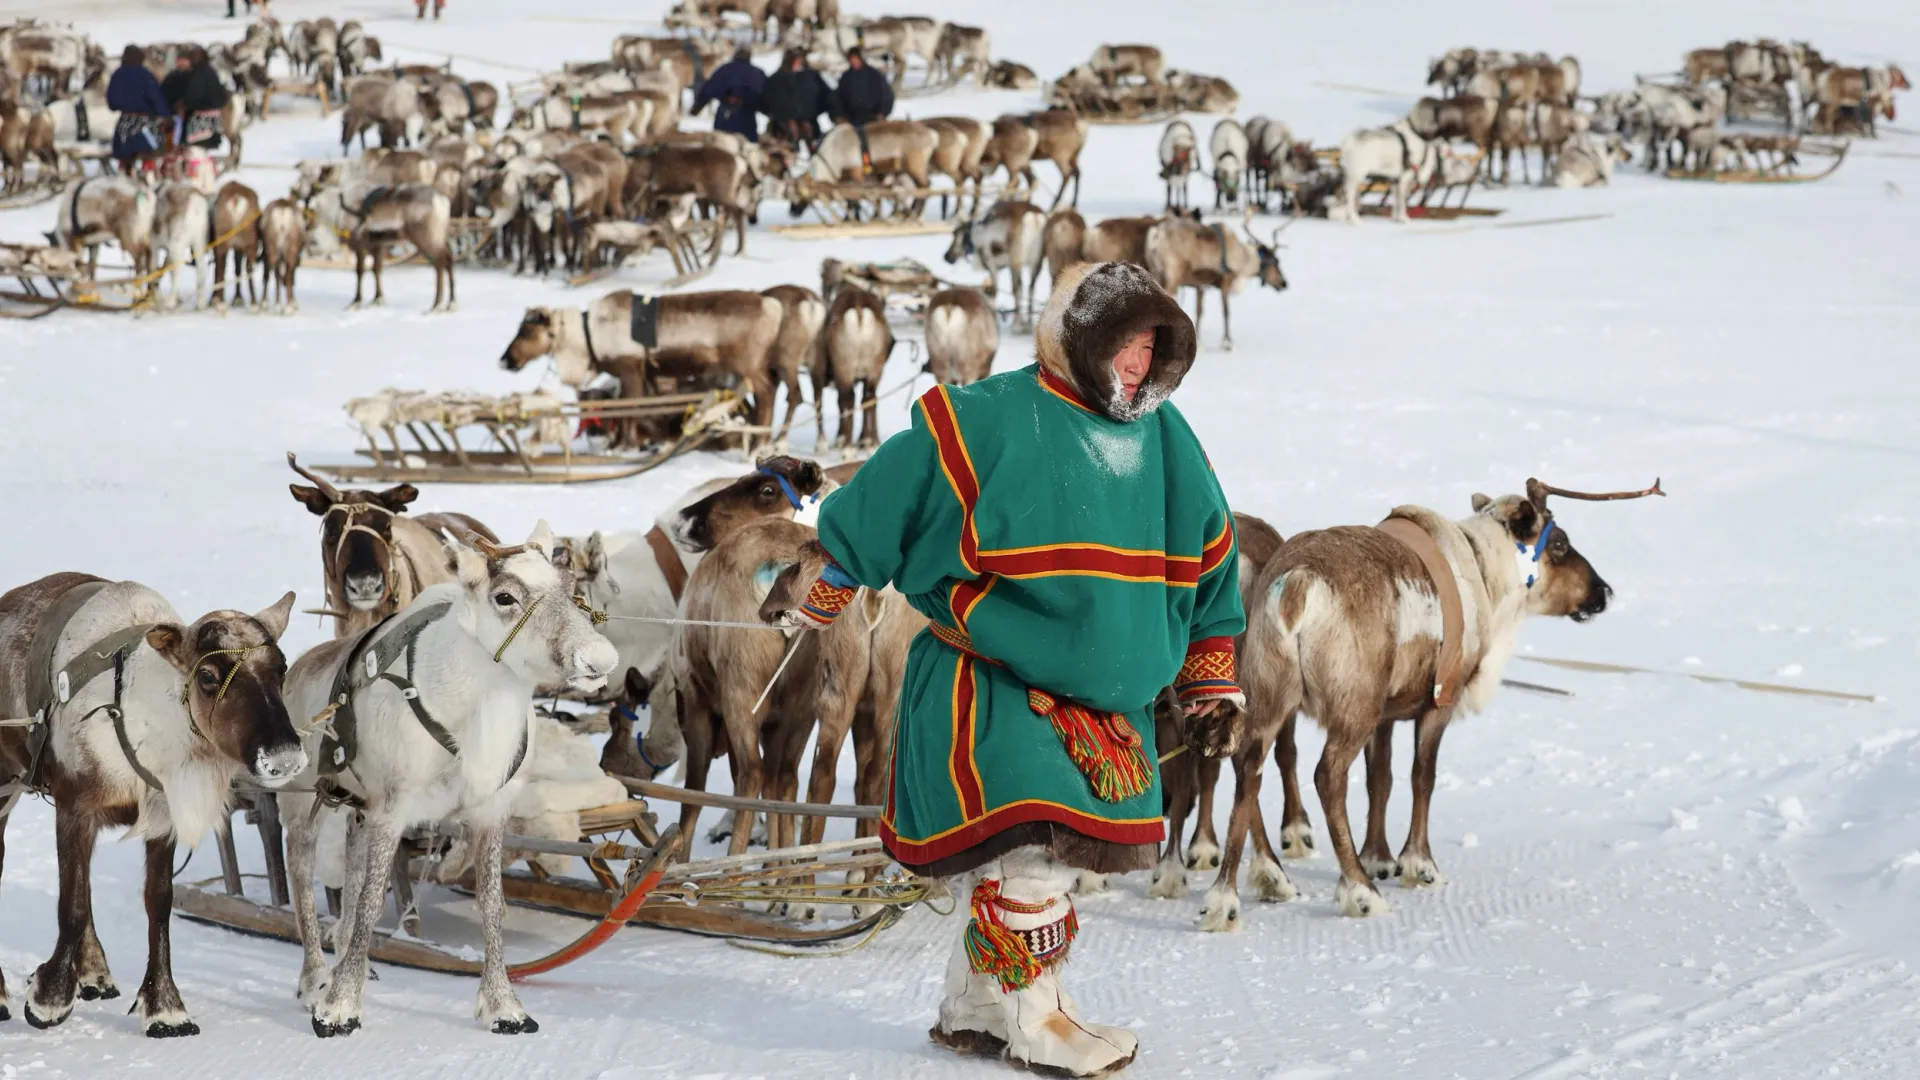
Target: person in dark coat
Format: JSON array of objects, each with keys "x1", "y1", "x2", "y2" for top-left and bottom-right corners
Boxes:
[
  {"x1": 760, "y1": 48, "x2": 832, "y2": 145},
  {"x1": 107, "y1": 45, "x2": 170, "y2": 169},
  {"x1": 693, "y1": 46, "x2": 766, "y2": 142},
  {"x1": 163, "y1": 47, "x2": 230, "y2": 151},
  {"x1": 829, "y1": 47, "x2": 893, "y2": 126}
]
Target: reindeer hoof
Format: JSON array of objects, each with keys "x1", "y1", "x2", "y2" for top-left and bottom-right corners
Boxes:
[
  {"x1": 1184, "y1": 839, "x2": 1221, "y2": 871},
  {"x1": 311, "y1": 1013, "x2": 361, "y2": 1038},
  {"x1": 23, "y1": 999, "x2": 69, "y2": 1030},
  {"x1": 1361, "y1": 852, "x2": 1399, "y2": 881},
  {"x1": 1336, "y1": 878, "x2": 1390, "y2": 918},
  {"x1": 1197, "y1": 886, "x2": 1242, "y2": 932},
  {"x1": 78, "y1": 979, "x2": 120, "y2": 1001},
  {"x1": 490, "y1": 1015, "x2": 539, "y2": 1035},
  {"x1": 145, "y1": 1015, "x2": 201, "y2": 1039},
  {"x1": 1280, "y1": 822, "x2": 1317, "y2": 859},
  {"x1": 1397, "y1": 854, "x2": 1445, "y2": 888},
  {"x1": 344, "y1": 301, "x2": 361, "y2": 311},
  {"x1": 1250, "y1": 853, "x2": 1298, "y2": 903},
  {"x1": 1147, "y1": 856, "x2": 1187, "y2": 900}
]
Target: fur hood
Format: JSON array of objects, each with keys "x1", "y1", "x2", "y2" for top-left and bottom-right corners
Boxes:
[{"x1": 1035, "y1": 261, "x2": 1197, "y2": 421}]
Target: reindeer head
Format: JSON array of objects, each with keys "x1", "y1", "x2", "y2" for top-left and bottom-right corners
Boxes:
[
  {"x1": 445, "y1": 521, "x2": 619, "y2": 693},
  {"x1": 675, "y1": 456, "x2": 827, "y2": 553},
  {"x1": 501, "y1": 306, "x2": 557, "y2": 371},
  {"x1": 146, "y1": 591, "x2": 304, "y2": 788},
  {"x1": 943, "y1": 216, "x2": 977, "y2": 265},
  {"x1": 1241, "y1": 215, "x2": 1290, "y2": 292},
  {"x1": 1470, "y1": 478, "x2": 1661, "y2": 622},
  {"x1": 288, "y1": 453, "x2": 420, "y2": 615}
]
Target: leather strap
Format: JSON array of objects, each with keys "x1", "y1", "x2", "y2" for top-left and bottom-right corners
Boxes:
[
  {"x1": 1375, "y1": 515, "x2": 1464, "y2": 708},
  {"x1": 644, "y1": 525, "x2": 688, "y2": 604},
  {"x1": 18, "y1": 579, "x2": 166, "y2": 796}
]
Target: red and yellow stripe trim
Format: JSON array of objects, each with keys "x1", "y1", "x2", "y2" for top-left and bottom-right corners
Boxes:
[
  {"x1": 882, "y1": 800, "x2": 1165, "y2": 867},
  {"x1": 1175, "y1": 636, "x2": 1238, "y2": 701},
  {"x1": 1038, "y1": 368, "x2": 1096, "y2": 414},
  {"x1": 1199, "y1": 516, "x2": 1236, "y2": 577},
  {"x1": 977, "y1": 541, "x2": 1203, "y2": 587},
  {"x1": 949, "y1": 656, "x2": 986, "y2": 821},
  {"x1": 918, "y1": 386, "x2": 982, "y2": 575}
]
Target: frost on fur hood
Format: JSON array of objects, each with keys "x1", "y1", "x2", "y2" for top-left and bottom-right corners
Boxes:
[{"x1": 1035, "y1": 261, "x2": 1198, "y2": 422}]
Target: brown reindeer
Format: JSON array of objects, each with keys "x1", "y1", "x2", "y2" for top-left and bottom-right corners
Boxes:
[
  {"x1": 623, "y1": 143, "x2": 752, "y2": 257},
  {"x1": 308, "y1": 182, "x2": 457, "y2": 312},
  {"x1": 978, "y1": 114, "x2": 1038, "y2": 198},
  {"x1": 210, "y1": 181, "x2": 261, "y2": 312},
  {"x1": 285, "y1": 454, "x2": 497, "y2": 640},
  {"x1": 258, "y1": 198, "x2": 304, "y2": 315},
  {"x1": 672, "y1": 517, "x2": 870, "y2": 859},
  {"x1": 501, "y1": 291, "x2": 786, "y2": 428},
  {"x1": 924, "y1": 288, "x2": 999, "y2": 385},
  {"x1": 1041, "y1": 209, "x2": 1158, "y2": 283},
  {"x1": 763, "y1": 285, "x2": 827, "y2": 446},
  {"x1": 1089, "y1": 43, "x2": 1164, "y2": 86},
  {"x1": 0, "y1": 575, "x2": 301, "y2": 1036},
  {"x1": 814, "y1": 285, "x2": 894, "y2": 449},
  {"x1": 1019, "y1": 109, "x2": 1088, "y2": 210},
  {"x1": 1144, "y1": 215, "x2": 1288, "y2": 350},
  {"x1": 1406, "y1": 94, "x2": 1497, "y2": 163},
  {"x1": 1200, "y1": 480, "x2": 1645, "y2": 930},
  {"x1": 923, "y1": 115, "x2": 989, "y2": 218},
  {"x1": 984, "y1": 60, "x2": 1039, "y2": 90}
]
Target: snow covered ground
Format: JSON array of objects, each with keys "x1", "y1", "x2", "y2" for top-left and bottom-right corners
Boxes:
[{"x1": 2, "y1": 0, "x2": 1918, "y2": 1076}]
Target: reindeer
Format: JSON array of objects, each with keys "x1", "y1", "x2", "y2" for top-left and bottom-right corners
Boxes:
[
  {"x1": 339, "y1": 74, "x2": 424, "y2": 151},
  {"x1": 151, "y1": 182, "x2": 214, "y2": 312},
  {"x1": 1149, "y1": 511, "x2": 1286, "y2": 899},
  {"x1": 1406, "y1": 95, "x2": 1496, "y2": 165},
  {"x1": 209, "y1": 181, "x2": 260, "y2": 312},
  {"x1": 0, "y1": 575, "x2": 301, "y2": 1036},
  {"x1": 1089, "y1": 43, "x2": 1163, "y2": 86},
  {"x1": 924, "y1": 115, "x2": 989, "y2": 218},
  {"x1": 1018, "y1": 109, "x2": 1086, "y2": 210},
  {"x1": 984, "y1": 59, "x2": 1039, "y2": 90},
  {"x1": 1551, "y1": 131, "x2": 1631, "y2": 187},
  {"x1": 944, "y1": 199, "x2": 1047, "y2": 331},
  {"x1": 307, "y1": 182, "x2": 457, "y2": 312},
  {"x1": 924, "y1": 287, "x2": 999, "y2": 385},
  {"x1": 1041, "y1": 209, "x2": 1160, "y2": 282},
  {"x1": 932, "y1": 22, "x2": 990, "y2": 85},
  {"x1": 1144, "y1": 215, "x2": 1288, "y2": 350},
  {"x1": 1200, "y1": 480, "x2": 1653, "y2": 929},
  {"x1": 48, "y1": 176, "x2": 155, "y2": 282},
  {"x1": 286, "y1": 454, "x2": 496, "y2": 641},
  {"x1": 672, "y1": 517, "x2": 870, "y2": 862},
  {"x1": 796, "y1": 120, "x2": 938, "y2": 219},
  {"x1": 813, "y1": 285, "x2": 893, "y2": 450},
  {"x1": 1159, "y1": 119, "x2": 1200, "y2": 210},
  {"x1": 279, "y1": 523, "x2": 618, "y2": 1037},
  {"x1": 978, "y1": 114, "x2": 1038, "y2": 199},
  {"x1": 1168, "y1": 70, "x2": 1240, "y2": 114},
  {"x1": 1243, "y1": 116, "x2": 1298, "y2": 209},
  {"x1": 625, "y1": 143, "x2": 754, "y2": 257},
  {"x1": 1330, "y1": 119, "x2": 1441, "y2": 223},
  {"x1": 258, "y1": 198, "x2": 304, "y2": 314},
  {"x1": 860, "y1": 16, "x2": 945, "y2": 87},
  {"x1": 499, "y1": 291, "x2": 786, "y2": 426},
  {"x1": 763, "y1": 285, "x2": 827, "y2": 446},
  {"x1": 1210, "y1": 118, "x2": 1249, "y2": 211}
]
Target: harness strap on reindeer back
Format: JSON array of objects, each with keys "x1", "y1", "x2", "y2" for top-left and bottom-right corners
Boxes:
[
  {"x1": 5, "y1": 581, "x2": 165, "y2": 810},
  {"x1": 643, "y1": 525, "x2": 688, "y2": 603},
  {"x1": 67, "y1": 176, "x2": 94, "y2": 241},
  {"x1": 579, "y1": 309, "x2": 601, "y2": 369},
  {"x1": 1374, "y1": 515, "x2": 1464, "y2": 708},
  {"x1": 319, "y1": 598, "x2": 526, "y2": 794}
]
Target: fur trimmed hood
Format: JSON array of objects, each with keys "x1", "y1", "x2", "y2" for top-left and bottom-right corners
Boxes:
[{"x1": 1035, "y1": 261, "x2": 1197, "y2": 421}]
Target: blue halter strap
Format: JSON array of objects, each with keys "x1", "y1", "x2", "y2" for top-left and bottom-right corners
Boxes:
[
  {"x1": 1516, "y1": 519, "x2": 1556, "y2": 589},
  {"x1": 758, "y1": 466, "x2": 814, "y2": 511}
]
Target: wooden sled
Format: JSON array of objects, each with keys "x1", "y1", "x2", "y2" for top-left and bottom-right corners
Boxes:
[
  {"x1": 770, "y1": 220, "x2": 954, "y2": 240},
  {"x1": 1664, "y1": 139, "x2": 1848, "y2": 184},
  {"x1": 261, "y1": 78, "x2": 331, "y2": 118}
]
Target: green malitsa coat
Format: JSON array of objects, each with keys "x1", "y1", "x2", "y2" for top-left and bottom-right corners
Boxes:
[{"x1": 816, "y1": 262, "x2": 1245, "y2": 877}]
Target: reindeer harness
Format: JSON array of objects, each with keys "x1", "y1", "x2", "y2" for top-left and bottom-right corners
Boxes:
[
  {"x1": 315, "y1": 598, "x2": 529, "y2": 807},
  {"x1": 1374, "y1": 516, "x2": 1464, "y2": 709},
  {"x1": 322, "y1": 501, "x2": 406, "y2": 619}
]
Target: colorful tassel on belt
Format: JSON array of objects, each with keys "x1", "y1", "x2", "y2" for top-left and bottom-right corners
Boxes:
[{"x1": 1026, "y1": 689, "x2": 1153, "y2": 803}]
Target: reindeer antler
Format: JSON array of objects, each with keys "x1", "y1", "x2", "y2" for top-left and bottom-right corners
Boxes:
[
  {"x1": 286, "y1": 452, "x2": 343, "y2": 502},
  {"x1": 1526, "y1": 477, "x2": 1666, "y2": 505}
]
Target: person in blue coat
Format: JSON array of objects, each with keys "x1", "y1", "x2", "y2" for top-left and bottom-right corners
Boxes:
[
  {"x1": 106, "y1": 45, "x2": 170, "y2": 171},
  {"x1": 694, "y1": 46, "x2": 766, "y2": 142}
]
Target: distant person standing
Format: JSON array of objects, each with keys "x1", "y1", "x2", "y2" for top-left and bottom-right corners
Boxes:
[
  {"x1": 415, "y1": 0, "x2": 444, "y2": 19},
  {"x1": 695, "y1": 46, "x2": 767, "y2": 142},
  {"x1": 107, "y1": 45, "x2": 169, "y2": 173},
  {"x1": 761, "y1": 48, "x2": 832, "y2": 146},
  {"x1": 830, "y1": 46, "x2": 893, "y2": 126},
  {"x1": 163, "y1": 47, "x2": 230, "y2": 152},
  {"x1": 224, "y1": 0, "x2": 254, "y2": 18}
]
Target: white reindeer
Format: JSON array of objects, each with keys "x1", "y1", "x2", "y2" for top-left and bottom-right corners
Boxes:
[
  {"x1": 1330, "y1": 120, "x2": 1440, "y2": 224},
  {"x1": 151, "y1": 182, "x2": 213, "y2": 311},
  {"x1": 943, "y1": 200, "x2": 1047, "y2": 331},
  {"x1": 279, "y1": 522, "x2": 618, "y2": 1038},
  {"x1": 1159, "y1": 119, "x2": 1200, "y2": 210},
  {"x1": 1210, "y1": 118, "x2": 1250, "y2": 211}
]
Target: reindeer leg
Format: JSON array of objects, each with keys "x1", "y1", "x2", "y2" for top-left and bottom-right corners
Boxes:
[
  {"x1": 675, "y1": 689, "x2": 714, "y2": 857},
  {"x1": 1397, "y1": 707, "x2": 1452, "y2": 887},
  {"x1": 348, "y1": 248, "x2": 365, "y2": 309},
  {"x1": 724, "y1": 734, "x2": 764, "y2": 859},
  {"x1": 371, "y1": 246, "x2": 385, "y2": 306},
  {"x1": 1317, "y1": 721, "x2": 1389, "y2": 917},
  {"x1": 469, "y1": 821, "x2": 536, "y2": 1033},
  {"x1": 1186, "y1": 754, "x2": 1222, "y2": 869},
  {"x1": 74, "y1": 910, "x2": 117, "y2": 1001},
  {"x1": 1198, "y1": 735, "x2": 1272, "y2": 931},
  {"x1": 25, "y1": 806, "x2": 95, "y2": 1029},
  {"x1": 1276, "y1": 713, "x2": 1315, "y2": 857},
  {"x1": 1149, "y1": 752, "x2": 1195, "y2": 899},
  {"x1": 1358, "y1": 722, "x2": 1397, "y2": 880},
  {"x1": 0, "y1": 810, "x2": 9, "y2": 1021},
  {"x1": 311, "y1": 811, "x2": 401, "y2": 1037},
  {"x1": 134, "y1": 835, "x2": 197, "y2": 1037},
  {"x1": 833, "y1": 378, "x2": 854, "y2": 450},
  {"x1": 282, "y1": 795, "x2": 331, "y2": 1006},
  {"x1": 1218, "y1": 285, "x2": 1233, "y2": 351}
]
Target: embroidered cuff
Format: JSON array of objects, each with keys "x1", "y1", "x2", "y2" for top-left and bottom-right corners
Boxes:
[
  {"x1": 1175, "y1": 636, "x2": 1240, "y2": 702},
  {"x1": 798, "y1": 560, "x2": 858, "y2": 627}
]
